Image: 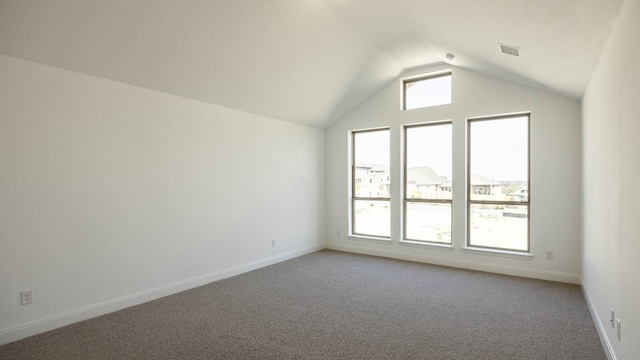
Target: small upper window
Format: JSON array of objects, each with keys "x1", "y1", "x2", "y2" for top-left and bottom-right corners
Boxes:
[{"x1": 403, "y1": 71, "x2": 452, "y2": 110}]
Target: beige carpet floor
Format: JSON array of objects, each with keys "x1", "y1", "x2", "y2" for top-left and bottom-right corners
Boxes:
[{"x1": 0, "y1": 250, "x2": 606, "y2": 359}]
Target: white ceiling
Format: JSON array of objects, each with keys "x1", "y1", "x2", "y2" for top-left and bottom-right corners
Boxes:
[{"x1": 0, "y1": 0, "x2": 623, "y2": 129}]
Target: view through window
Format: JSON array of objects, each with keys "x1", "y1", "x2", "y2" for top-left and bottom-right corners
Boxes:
[
  {"x1": 404, "y1": 122, "x2": 452, "y2": 243},
  {"x1": 403, "y1": 72, "x2": 452, "y2": 110},
  {"x1": 468, "y1": 114, "x2": 529, "y2": 251},
  {"x1": 352, "y1": 129, "x2": 390, "y2": 238}
]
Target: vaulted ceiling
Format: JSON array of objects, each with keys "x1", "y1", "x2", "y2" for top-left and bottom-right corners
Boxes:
[{"x1": 0, "y1": 0, "x2": 623, "y2": 128}]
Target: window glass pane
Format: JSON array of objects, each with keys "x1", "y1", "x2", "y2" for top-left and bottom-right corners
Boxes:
[
  {"x1": 404, "y1": 74, "x2": 451, "y2": 110},
  {"x1": 469, "y1": 204, "x2": 528, "y2": 251},
  {"x1": 352, "y1": 129, "x2": 390, "y2": 238},
  {"x1": 354, "y1": 130, "x2": 390, "y2": 198},
  {"x1": 406, "y1": 124, "x2": 452, "y2": 200},
  {"x1": 354, "y1": 200, "x2": 390, "y2": 237},
  {"x1": 469, "y1": 116, "x2": 528, "y2": 201},
  {"x1": 405, "y1": 202, "x2": 451, "y2": 243}
]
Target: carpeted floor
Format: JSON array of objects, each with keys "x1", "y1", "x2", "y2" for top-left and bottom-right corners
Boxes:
[{"x1": 0, "y1": 250, "x2": 606, "y2": 359}]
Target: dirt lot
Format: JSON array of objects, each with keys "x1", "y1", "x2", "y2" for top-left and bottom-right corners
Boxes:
[{"x1": 354, "y1": 202, "x2": 527, "y2": 250}]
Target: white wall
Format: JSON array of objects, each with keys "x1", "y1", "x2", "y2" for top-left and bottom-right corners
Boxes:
[
  {"x1": 325, "y1": 64, "x2": 582, "y2": 283},
  {"x1": 582, "y1": 0, "x2": 640, "y2": 358},
  {"x1": 0, "y1": 54, "x2": 324, "y2": 344}
]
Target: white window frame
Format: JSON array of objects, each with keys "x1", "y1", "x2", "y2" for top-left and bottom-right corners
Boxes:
[
  {"x1": 466, "y1": 113, "x2": 531, "y2": 253},
  {"x1": 350, "y1": 128, "x2": 391, "y2": 240},
  {"x1": 403, "y1": 121, "x2": 453, "y2": 245}
]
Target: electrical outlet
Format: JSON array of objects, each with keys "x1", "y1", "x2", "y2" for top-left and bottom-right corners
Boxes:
[
  {"x1": 271, "y1": 239, "x2": 276, "y2": 247},
  {"x1": 616, "y1": 318, "x2": 621, "y2": 340},
  {"x1": 336, "y1": 229, "x2": 341, "y2": 237},
  {"x1": 21, "y1": 289, "x2": 33, "y2": 305},
  {"x1": 545, "y1": 250, "x2": 554, "y2": 260},
  {"x1": 610, "y1": 308, "x2": 615, "y2": 328}
]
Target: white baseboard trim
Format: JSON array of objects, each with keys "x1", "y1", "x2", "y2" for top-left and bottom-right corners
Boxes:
[
  {"x1": 0, "y1": 244, "x2": 324, "y2": 346},
  {"x1": 326, "y1": 242, "x2": 581, "y2": 284},
  {"x1": 581, "y1": 281, "x2": 616, "y2": 360}
]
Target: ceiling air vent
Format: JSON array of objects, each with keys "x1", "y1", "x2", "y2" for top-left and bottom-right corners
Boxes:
[{"x1": 499, "y1": 43, "x2": 521, "y2": 57}]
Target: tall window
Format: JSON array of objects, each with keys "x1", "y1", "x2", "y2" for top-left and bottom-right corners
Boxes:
[
  {"x1": 468, "y1": 114, "x2": 529, "y2": 252},
  {"x1": 403, "y1": 71, "x2": 452, "y2": 110},
  {"x1": 352, "y1": 129, "x2": 390, "y2": 238},
  {"x1": 404, "y1": 122, "x2": 452, "y2": 244}
]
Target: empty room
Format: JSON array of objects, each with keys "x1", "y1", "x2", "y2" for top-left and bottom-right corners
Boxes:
[{"x1": 1, "y1": 0, "x2": 638, "y2": 359}]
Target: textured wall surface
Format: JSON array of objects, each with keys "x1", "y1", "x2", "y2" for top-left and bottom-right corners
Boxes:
[{"x1": 582, "y1": 0, "x2": 640, "y2": 358}]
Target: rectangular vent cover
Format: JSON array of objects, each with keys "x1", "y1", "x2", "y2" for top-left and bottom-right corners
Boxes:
[{"x1": 499, "y1": 44, "x2": 521, "y2": 57}]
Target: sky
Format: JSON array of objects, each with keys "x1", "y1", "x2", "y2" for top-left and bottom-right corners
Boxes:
[
  {"x1": 354, "y1": 114, "x2": 528, "y2": 183},
  {"x1": 405, "y1": 75, "x2": 452, "y2": 110},
  {"x1": 470, "y1": 116, "x2": 528, "y2": 181},
  {"x1": 406, "y1": 123, "x2": 452, "y2": 179},
  {"x1": 354, "y1": 130, "x2": 390, "y2": 167}
]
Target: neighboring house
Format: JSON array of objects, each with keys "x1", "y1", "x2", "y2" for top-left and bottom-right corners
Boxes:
[
  {"x1": 356, "y1": 164, "x2": 504, "y2": 199},
  {"x1": 406, "y1": 166, "x2": 447, "y2": 198},
  {"x1": 469, "y1": 174, "x2": 502, "y2": 196},
  {"x1": 510, "y1": 187, "x2": 528, "y2": 202},
  {"x1": 439, "y1": 174, "x2": 503, "y2": 196},
  {"x1": 354, "y1": 161, "x2": 371, "y2": 184},
  {"x1": 355, "y1": 164, "x2": 390, "y2": 197}
]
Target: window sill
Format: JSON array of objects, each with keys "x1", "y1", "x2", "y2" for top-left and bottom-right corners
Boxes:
[
  {"x1": 400, "y1": 240, "x2": 454, "y2": 251},
  {"x1": 348, "y1": 234, "x2": 392, "y2": 243},
  {"x1": 463, "y1": 247, "x2": 533, "y2": 260}
]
